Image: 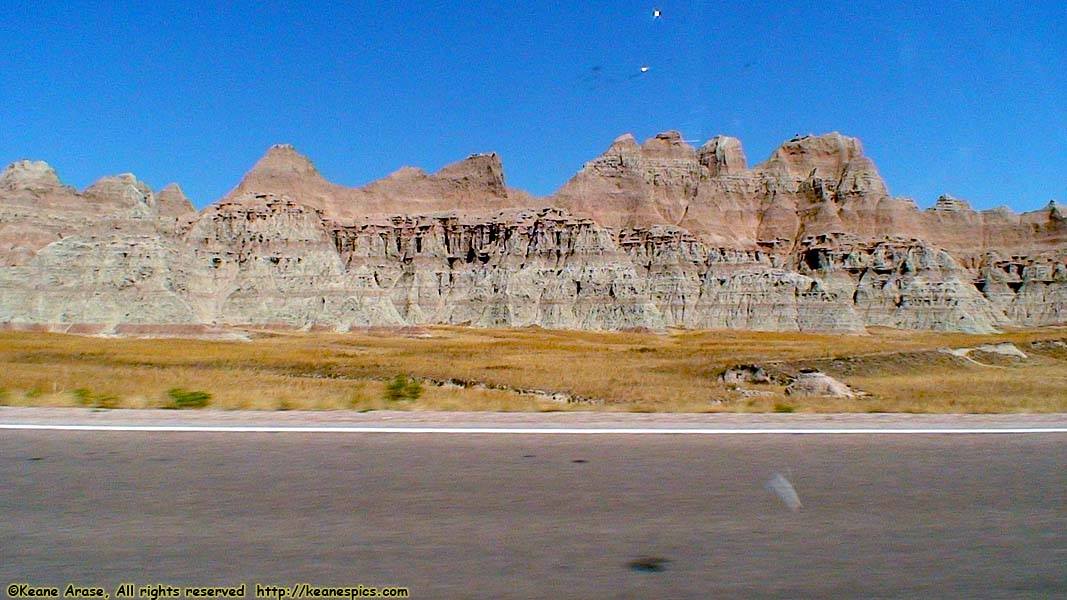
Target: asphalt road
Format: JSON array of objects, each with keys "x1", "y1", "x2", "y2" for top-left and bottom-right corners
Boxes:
[{"x1": 2, "y1": 424, "x2": 1066, "y2": 599}]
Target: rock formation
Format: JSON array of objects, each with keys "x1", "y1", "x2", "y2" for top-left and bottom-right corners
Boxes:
[
  {"x1": 0, "y1": 160, "x2": 195, "y2": 267},
  {"x1": 786, "y1": 371, "x2": 859, "y2": 398},
  {"x1": 1, "y1": 131, "x2": 1064, "y2": 334},
  {"x1": 222, "y1": 144, "x2": 520, "y2": 218}
]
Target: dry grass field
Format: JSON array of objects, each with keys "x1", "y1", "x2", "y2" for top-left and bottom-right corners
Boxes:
[{"x1": 1, "y1": 326, "x2": 1066, "y2": 413}]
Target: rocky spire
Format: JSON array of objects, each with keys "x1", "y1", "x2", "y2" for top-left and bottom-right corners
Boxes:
[
  {"x1": 756, "y1": 132, "x2": 866, "y2": 179},
  {"x1": 240, "y1": 144, "x2": 324, "y2": 186},
  {"x1": 157, "y1": 183, "x2": 196, "y2": 217},
  {"x1": 931, "y1": 194, "x2": 973, "y2": 212},
  {"x1": 0, "y1": 160, "x2": 64, "y2": 192},
  {"x1": 434, "y1": 153, "x2": 507, "y2": 197},
  {"x1": 221, "y1": 144, "x2": 335, "y2": 207},
  {"x1": 640, "y1": 130, "x2": 696, "y2": 158},
  {"x1": 698, "y1": 135, "x2": 747, "y2": 176},
  {"x1": 82, "y1": 173, "x2": 155, "y2": 214}
]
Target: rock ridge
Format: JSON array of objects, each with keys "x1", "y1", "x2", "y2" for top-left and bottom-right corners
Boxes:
[{"x1": 1, "y1": 131, "x2": 1064, "y2": 333}]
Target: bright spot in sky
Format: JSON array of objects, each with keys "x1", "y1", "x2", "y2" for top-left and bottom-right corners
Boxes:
[
  {"x1": 652, "y1": 8, "x2": 662, "y2": 18},
  {"x1": 640, "y1": 65, "x2": 650, "y2": 72}
]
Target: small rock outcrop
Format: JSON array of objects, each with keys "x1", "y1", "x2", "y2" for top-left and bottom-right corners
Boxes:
[
  {"x1": 720, "y1": 365, "x2": 773, "y2": 385},
  {"x1": 785, "y1": 372, "x2": 858, "y2": 398},
  {"x1": 942, "y1": 343, "x2": 1029, "y2": 362},
  {"x1": 931, "y1": 195, "x2": 973, "y2": 212}
]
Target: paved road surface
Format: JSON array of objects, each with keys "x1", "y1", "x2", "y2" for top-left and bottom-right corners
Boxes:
[{"x1": 2, "y1": 411, "x2": 1066, "y2": 598}]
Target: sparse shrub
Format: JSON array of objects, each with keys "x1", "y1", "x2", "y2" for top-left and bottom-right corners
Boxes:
[
  {"x1": 166, "y1": 387, "x2": 211, "y2": 409},
  {"x1": 407, "y1": 378, "x2": 423, "y2": 399},
  {"x1": 277, "y1": 398, "x2": 293, "y2": 411},
  {"x1": 25, "y1": 388, "x2": 43, "y2": 399},
  {"x1": 773, "y1": 403, "x2": 796, "y2": 413},
  {"x1": 384, "y1": 374, "x2": 422, "y2": 402},
  {"x1": 0, "y1": 388, "x2": 8, "y2": 404},
  {"x1": 73, "y1": 387, "x2": 120, "y2": 409}
]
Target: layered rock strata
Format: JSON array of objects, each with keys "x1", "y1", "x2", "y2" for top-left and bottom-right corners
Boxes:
[{"x1": 1, "y1": 132, "x2": 1064, "y2": 334}]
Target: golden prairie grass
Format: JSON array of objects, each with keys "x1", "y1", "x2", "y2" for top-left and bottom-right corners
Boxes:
[{"x1": 0, "y1": 326, "x2": 1065, "y2": 412}]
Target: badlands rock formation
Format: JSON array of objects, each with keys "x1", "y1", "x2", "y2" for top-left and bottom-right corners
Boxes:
[{"x1": 1, "y1": 132, "x2": 1063, "y2": 334}]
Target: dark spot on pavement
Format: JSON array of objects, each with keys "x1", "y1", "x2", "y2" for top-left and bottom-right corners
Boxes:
[
  {"x1": 628, "y1": 556, "x2": 669, "y2": 573},
  {"x1": 523, "y1": 454, "x2": 536, "y2": 458},
  {"x1": 571, "y1": 459, "x2": 587, "y2": 463},
  {"x1": 28, "y1": 457, "x2": 44, "y2": 461}
]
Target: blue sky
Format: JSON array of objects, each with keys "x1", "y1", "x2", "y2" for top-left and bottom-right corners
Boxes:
[{"x1": 1, "y1": 0, "x2": 1063, "y2": 211}]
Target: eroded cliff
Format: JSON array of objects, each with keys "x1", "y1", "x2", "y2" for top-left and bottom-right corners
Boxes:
[{"x1": 1, "y1": 131, "x2": 1063, "y2": 334}]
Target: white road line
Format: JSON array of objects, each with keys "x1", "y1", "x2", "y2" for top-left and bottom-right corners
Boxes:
[{"x1": 2, "y1": 424, "x2": 1067, "y2": 434}]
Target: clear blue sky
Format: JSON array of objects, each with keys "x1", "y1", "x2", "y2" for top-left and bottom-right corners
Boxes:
[{"x1": 1, "y1": 0, "x2": 1063, "y2": 211}]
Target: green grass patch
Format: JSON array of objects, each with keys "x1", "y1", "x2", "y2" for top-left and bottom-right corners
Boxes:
[
  {"x1": 73, "y1": 387, "x2": 120, "y2": 409},
  {"x1": 384, "y1": 374, "x2": 423, "y2": 402},
  {"x1": 166, "y1": 387, "x2": 212, "y2": 409}
]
